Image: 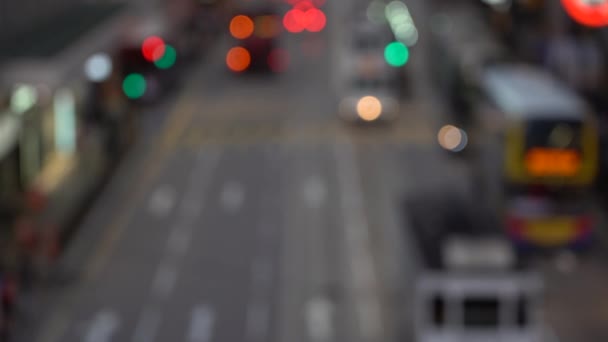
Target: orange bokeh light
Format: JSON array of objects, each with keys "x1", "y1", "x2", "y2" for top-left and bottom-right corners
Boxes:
[
  {"x1": 230, "y1": 15, "x2": 255, "y2": 39},
  {"x1": 226, "y1": 47, "x2": 251, "y2": 72}
]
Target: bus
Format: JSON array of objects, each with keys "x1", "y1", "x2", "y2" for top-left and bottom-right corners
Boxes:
[{"x1": 469, "y1": 64, "x2": 599, "y2": 250}]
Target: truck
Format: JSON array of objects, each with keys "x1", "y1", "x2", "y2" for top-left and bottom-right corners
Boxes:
[{"x1": 406, "y1": 191, "x2": 545, "y2": 342}]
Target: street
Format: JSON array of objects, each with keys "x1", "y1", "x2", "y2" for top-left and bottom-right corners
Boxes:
[{"x1": 10, "y1": 0, "x2": 608, "y2": 342}]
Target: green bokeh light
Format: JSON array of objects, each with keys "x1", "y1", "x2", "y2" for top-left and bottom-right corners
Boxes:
[
  {"x1": 384, "y1": 41, "x2": 409, "y2": 67},
  {"x1": 155, "y1": 45, "x2": 177, "y2": 69},
  {"x1": 122, "y1": 73, "x2": 147, "y2": 99}
]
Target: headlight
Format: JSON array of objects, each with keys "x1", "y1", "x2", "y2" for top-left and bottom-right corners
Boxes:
[{"x1": 357, "y1": 95, "x2": 382, "y2": 121}]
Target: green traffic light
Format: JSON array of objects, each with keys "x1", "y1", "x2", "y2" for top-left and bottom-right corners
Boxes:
[
  {"x1": 384, "y1": 41, "x2": 409, "y2": 67},
  {"x1": 123, "y1": 73, "x2": 147, "y2": 99},
  {"x1": 155, "y1": 45, "x2": 177, "y2": 69}
]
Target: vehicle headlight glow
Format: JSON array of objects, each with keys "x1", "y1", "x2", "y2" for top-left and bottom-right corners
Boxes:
[{"x1": 357, "y1": 96, "x2": 382, "y2": 121}]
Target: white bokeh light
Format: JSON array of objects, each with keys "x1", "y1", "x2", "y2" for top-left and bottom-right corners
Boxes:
[{"x1": 85, "y1": 53, "x2": 112, "y2": 82}]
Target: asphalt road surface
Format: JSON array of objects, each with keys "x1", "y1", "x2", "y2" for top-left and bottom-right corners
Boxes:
[{"x1": 12, "y1": 0, "x2": 608, "y2": 342}]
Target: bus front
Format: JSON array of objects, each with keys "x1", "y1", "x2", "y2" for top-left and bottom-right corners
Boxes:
[{"x1": 504, "y1": 115, "x2": 599, "y2": 250}]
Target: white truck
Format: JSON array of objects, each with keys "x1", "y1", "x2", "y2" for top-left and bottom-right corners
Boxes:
[{"x1": 407, "y1": 192, "x2": 546, "y2": 342}]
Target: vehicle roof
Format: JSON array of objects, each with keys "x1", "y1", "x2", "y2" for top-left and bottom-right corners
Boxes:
[
  {"x1": 481, "y1": 64, "x2": 589, "y2": 120},
  {"x1": 416, "y1": 271, "x2": 543, "y2": 295}
]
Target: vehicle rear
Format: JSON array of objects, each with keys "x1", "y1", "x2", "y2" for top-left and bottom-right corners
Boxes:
[
  {"x1": 415, "y1": 272, "x2": 543, "y2": 342},
  {"x1": 227, "y1": 6, "x2": 282, "y2": 73},
  {"x1": 414, "y1": 237, "x2": 544, "y2": 342},
  {"x1": 338, "y1": 22, "x2": 400, "y2": 122}
]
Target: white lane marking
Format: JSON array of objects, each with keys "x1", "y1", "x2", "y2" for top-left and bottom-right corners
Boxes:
[
  {"x1": 83, "y1": 310, "x2": 120, "y2": 342},
  {"x1": 219, "y1": 181, "x2": 245, "y2": 213},
  {"x1": 334, "y1": 142, "x2": 383, "y2": 340},
  {"x1": 132, "y1": 307, "x2": 161, "y2": 342},
  {"x1": 148, "y1": 185, "x2": 177, "y2": 217},
  {"x1": 302, "y1": 177, "x2": 327, "y2": 209},
  {"x1": 306, "y1": 297, "x2": 333, "y2": 342},
  {"x1": 151, "y1": 263, "x2": 178, "y2": 299},
  {"x1": 187, "y1": 306, "x2": 215, "y2": 342},
  {"x1": 246, "y1": 302, "x2": 269, "y2": 340}
]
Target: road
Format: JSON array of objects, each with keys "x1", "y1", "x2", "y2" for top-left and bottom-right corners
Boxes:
[
  {"x1": 13, "y1": 1, "x2": 608, "y2": 342},
  {"x1": 14, "y1": 0, "x2": 443, "y2": 341}
]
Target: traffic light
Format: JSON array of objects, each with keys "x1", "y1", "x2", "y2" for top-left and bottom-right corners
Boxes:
[{"x1": 384, "y1": 41, "x2": 409, "y2": 67}]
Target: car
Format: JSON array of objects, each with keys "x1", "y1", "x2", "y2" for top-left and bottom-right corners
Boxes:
[{"x1": 227, "y1": 4, "x2": 281, "y2": 73}]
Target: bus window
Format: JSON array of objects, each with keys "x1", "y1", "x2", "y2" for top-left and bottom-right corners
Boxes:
[
  {"x1": 431, "y1": 295, "x2": 445, "y2": 327},
  {"x1": 525, "y1": 120, "x2": 582, "y2": 151},
  {"x1": 463, "y1": 297, "x2": 500, "y2": 328}
]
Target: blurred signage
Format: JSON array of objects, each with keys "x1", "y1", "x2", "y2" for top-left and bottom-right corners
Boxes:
[
  {"x1": 561, "y1": 0, "x2": 608, "y2": 27},
  {"x1": 524, "y1": 148, "x2": 581, "y2": 176}
]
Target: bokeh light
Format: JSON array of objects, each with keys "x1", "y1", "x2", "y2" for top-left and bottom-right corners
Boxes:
[
  {"x1": 384, "y1": 41, "x2": 409, "y2": 67},
  {"x1": 154, "y1": 45, "x2": 177, "y2": 69},
  {"x1": 226, "y1": 47, "x2": 251, "y2": 72},
  {"x1": 560, "y1": 0, "x2": 608, "y2": 27},
  {"x1": 283, "y1": 9, "x2": 305, "y2": 32},
  {"x1": 268, "y1": 48, "x2": 290, "y2": 72},
  {"x1": 283, "y1": 7, "x2": 326, "y2": 33},
  {"x1": 142, "y1": 36, "x2": 166, "y2": 62},
  {"x1": 438, "y1": 125, "x2": 468, "y2": 152},
  {"x1": 10, "y1": 84, "x2": 38, "y2": 114},
  {"x1": 357, "y1": 96, "x2": 383, "y2": 121},
  {"x1": 122, "y1": 73, "x2": 147, "y2": 99},
  {"x1": 230, "y1": 15, "x2": 255, "y2": 39},
  {"x1": 84, "y1": 53, "x2": 112, "y2": 82},
  {"x1": 306, "y1": 8, "x2": 327, "y2": 32}
]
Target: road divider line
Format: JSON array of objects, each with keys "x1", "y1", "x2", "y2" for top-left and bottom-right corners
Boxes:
[
  {"x1": 132, "y1": 307, "x2": 161, "y2": 342},
  {"x1": 306, "y1": 296, "x2": 334, "y2": 342},
  {"x1": 147, "y1": 184, "x2": 177, "y2": 217},
  {"x1": 302, "y1": 176, "x2": 327, "y2": 209},
  {"x1": 151, "y1": 262, "x2": 178, "y2": 299},
  {"x1": 83, "y1": 310, "x2": 120, "y2": 342},
  {"x1": 187, "y1": 305, "x2": 215, "y2": 342},
  {"x1": 219, "y1": 181, "x2": 245, "y2": 213},
  {"x1": 334, "y1": 141, "x2": 383, "y2": 341},
  {"x1": 246, "y1": 302, "x2": 269, "y2": 341}
]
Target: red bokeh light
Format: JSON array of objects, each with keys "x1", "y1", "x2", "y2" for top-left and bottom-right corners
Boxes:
[
  {"x1": 283, "y1": 7, "x2": 327, "y2": 33},
  {"x1": 267, "y1": 48, "x2": 290, "y2": 72},
  {"x1": 306, "y1": 8, "x2": 326, "y2": 32},
  {"x1": 142, "y1": 36, "x2": 166, "y2": 62},
  {"x1": 283, "y1": 9, "x2": 305, "y2": 33},
  {"x1": 561, "y1": 0, "x2": 608, "y2": 27}
]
